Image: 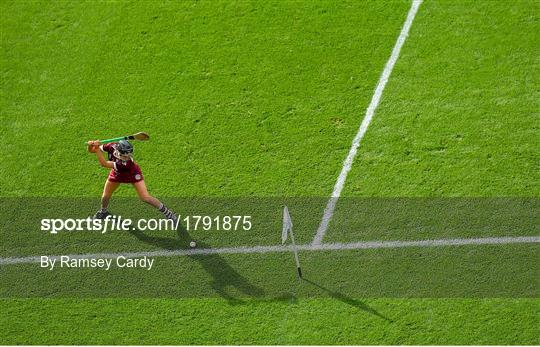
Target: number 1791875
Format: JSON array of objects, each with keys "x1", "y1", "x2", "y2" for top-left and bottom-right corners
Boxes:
[{"x1": 182, "y1": 215, "x2": 252, "y2": 231}]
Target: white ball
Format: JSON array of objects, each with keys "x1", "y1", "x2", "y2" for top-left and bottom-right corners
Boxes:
[{"x1": 190, "y1": 241, "x2": 196, "y2": 248}]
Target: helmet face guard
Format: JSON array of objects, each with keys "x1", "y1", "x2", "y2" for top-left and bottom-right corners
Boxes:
[{"x1": 114, "y1": 140, "x2": 133, "y2": 160}]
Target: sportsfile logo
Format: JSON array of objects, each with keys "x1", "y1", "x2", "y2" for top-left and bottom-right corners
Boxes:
[
  {"x1": 40, "y1": 215, "x2": 253, "y2": 234},
  {"x1": 40, "y1": 216, "x2": 177, "y2": 234}
]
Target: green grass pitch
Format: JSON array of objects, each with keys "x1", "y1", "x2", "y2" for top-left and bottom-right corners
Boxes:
[{"x1": 1, "y1": 0, "x2": 539, "y2": 345}]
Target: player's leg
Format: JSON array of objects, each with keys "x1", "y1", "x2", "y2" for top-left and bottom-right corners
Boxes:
[
  {"x1": 94, "y1": 180, "x2": 120, "y2": 219},
  {"x1": 132, "y1": 180, "x2": 177, "y2": 221}
]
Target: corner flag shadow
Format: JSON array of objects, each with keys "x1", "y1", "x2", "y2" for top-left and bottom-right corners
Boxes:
[
  {"x1": 302, "y1": 278, "x2": 392, "y2": 322},
  {"x1": 128, "y1": 223, "x2": 264, "y2": 304}
]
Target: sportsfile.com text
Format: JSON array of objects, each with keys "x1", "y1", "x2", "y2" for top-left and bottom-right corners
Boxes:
[{"x1": 41, "y1": 215, "x2": 253, "y2": 234}]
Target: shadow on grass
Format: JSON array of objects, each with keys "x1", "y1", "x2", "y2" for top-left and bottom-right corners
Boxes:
[
  {"x1": 128, "y1": 222, "x2": 264, "y2": 304},
  {"x1": 302, "y1": 278, "x2": 392, "y2": 322}
]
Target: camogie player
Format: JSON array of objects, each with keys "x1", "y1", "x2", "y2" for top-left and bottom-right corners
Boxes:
[{"x1": 87, "y1": 139, "x2": 178, "y2": 223}]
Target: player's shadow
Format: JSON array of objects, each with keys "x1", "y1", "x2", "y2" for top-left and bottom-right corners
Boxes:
[
  {"x1": 128, "y1": 223, "x2": 265, "y2": 304},
  {"x1": 302, "y1": 278, "x2": 392, "y2": 322}
]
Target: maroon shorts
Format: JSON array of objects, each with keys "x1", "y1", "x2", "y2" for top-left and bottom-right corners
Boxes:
[{"x1": 107, "y1": 170, "x2": 144, "y2": 184}]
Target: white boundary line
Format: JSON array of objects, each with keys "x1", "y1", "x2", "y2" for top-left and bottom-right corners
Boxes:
[
  {"x1": 1, "y1": 235, "x2": 538, "y2": 266},
  {"x1": 312, "y1": 0, "x2": 423, "y2": 245}
]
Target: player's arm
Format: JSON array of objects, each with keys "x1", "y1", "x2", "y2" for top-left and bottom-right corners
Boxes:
[
  {"x1": 87, "y1": 140, "x2": 114, "y2": 168},
  {"x1": 95, "y1": 148, "x2": 114, "y2": 168}
]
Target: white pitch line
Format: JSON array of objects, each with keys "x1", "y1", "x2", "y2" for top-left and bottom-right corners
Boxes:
[
  {"x1": 312, "y1": 0, "x2": 423, "y2": 246},
  {"x1": 1, "y1": 235, "x2": 538, "y2": 266}
]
